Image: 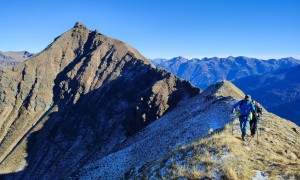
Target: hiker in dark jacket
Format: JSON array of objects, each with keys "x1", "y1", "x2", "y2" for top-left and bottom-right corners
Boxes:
[
  {"x1": 250, "y1": 99, "x2": 263, "y2": 137},
  {"x1": 231, "y1": 95, "x2": 255, "y2": 141}
]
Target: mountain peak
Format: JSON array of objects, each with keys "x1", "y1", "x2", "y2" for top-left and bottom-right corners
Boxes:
[
  {"x1": 73, "y1": 22, "x2": 87, "y2": 29},
  {"x1": 0, "y1": 22, "x2": 200, "y2": 178},
  {"x1": 201, "y1": 80, "x2": 245, "y2": 99}
]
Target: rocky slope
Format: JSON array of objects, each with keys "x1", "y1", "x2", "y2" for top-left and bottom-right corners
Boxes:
[
  {"x1": 154, "y1": 56, "x2": 300, "y2": 89},
  {"x1": 73, "y1": 81, "x2": 244, "y2": 179},
  {"x1": 233, "y1": 65, "x2": 300, "y2": 126},
  {"x1": 0, "y1": 22, "x2": 200, "y2": 179},
  {"x1": 126, "y1": 81, "x2": 300, "y2": 180},
  {"x1": 0, "y1": 51, "x2": 33, "y2": 68}
]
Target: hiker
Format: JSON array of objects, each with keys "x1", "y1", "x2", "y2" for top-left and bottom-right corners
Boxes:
[
  {"x1": 231, "y1": 95, "x2": 255, "y2": 141},
  {"x1": 250, "y1": 99, "x2": 263, "y2": 137}
]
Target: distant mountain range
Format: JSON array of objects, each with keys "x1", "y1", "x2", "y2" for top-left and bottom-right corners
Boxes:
[
  {"x1": 150, "y1": 58, "x2": 168, "y2": 66},
  {"x1": 150, "y1": 56, "x2": 300, "y2": 125},
  {"x1": 233, "y1": 65, "x2": 300, "y2": 126},
  {"x1": 151, "y1": 56, "x2": 300, "y2": 89},
  {"x1": 0, "y1": 51, "x2": 33, "y2": 68}
]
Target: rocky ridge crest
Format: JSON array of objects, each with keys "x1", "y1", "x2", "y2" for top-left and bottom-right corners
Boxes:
[
  {"x1": 0, "y1": 22, "x2": 200, "y2": 178},
  {"x1": 126, "y1": 81, "x2": 300, "y2": 180},
  {"x1": 74, "y1": 81, "x2": 240, "y2": 179}
]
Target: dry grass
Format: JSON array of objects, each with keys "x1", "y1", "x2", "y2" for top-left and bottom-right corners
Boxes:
[
  {"x1": 221, "y1": 165, "x2": 238, "y2": 180},
  {"x1": 127, "y1": 112, "x2": 300, "y2": 179},
  {"x1": 188, "y1": 167, "x2": 203, "y2": 179},
  {"x1": 217, "y1": 114, "x2": 300, "y2": 179},
  {"x1": 174, "y1": 165, "x2": 186, "y2": 177}
]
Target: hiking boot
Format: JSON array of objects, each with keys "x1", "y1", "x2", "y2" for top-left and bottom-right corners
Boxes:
[
  {"x1": 251, "y1": 134, "x2": 255, "y2": 138},
  {"x1": 242, "y1": 137, "x2": 245, "y2": 141}
]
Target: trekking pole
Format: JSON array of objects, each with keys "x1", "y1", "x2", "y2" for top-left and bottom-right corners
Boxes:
[
  {"x1": 257, "y1": 121, "x2": 259, "y2": 144},
  {"x1": 232, "y1": 122, "x2": 234, "y2": 135},
  {"x1": 260, "y1": 117, "x2": 262, "y2": 136},
  {"x1": 230, "y1": 112, "x2": 235, "y2": 135}
]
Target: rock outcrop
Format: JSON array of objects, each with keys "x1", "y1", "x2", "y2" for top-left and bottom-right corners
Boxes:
[{"x1": 0, "y1": 22, "x2": 200, "y2": 178}]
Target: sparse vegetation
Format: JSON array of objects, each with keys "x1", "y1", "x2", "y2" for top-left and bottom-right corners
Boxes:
[{"x1": 126, "y1": 113, "x2": 300, "y2": 179}]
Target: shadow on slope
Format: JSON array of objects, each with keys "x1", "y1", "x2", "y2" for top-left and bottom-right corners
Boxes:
[
  {"x1": 72, "y1": 81, "x2": 241, "y2": 179},
  {"x1": 1, "y1": 56, "x2": 199, "y2": 179}
]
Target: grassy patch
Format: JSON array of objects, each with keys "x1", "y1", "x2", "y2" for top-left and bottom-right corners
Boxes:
[{"x1": 126, "y1": 113, "x2": 300, "y2": 179}]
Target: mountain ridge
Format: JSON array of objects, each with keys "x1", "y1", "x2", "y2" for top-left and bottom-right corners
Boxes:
[
  {"x1": 74, "y1": 81, "x2": 300, "y2": 179},
  {"x1": 150, "y1": 56, "x2": 300, "y2": 125},
  {"x1": 1, "y1": 23, "x2": 299, "y2": 179},
  {"x1": 0, "y1": 22, "x2": 200, "y2": 178},
  {"x1": 125, "y1": 81, "x2": 300, "y2": 180},
  {"x1": 73, "y1": 81, "x2": 243, "y2": 179},
  {"x1": 152, "y1": 56, "x2": 300, "y2": 89}
]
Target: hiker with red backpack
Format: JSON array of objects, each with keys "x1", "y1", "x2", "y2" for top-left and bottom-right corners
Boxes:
[
  {"x1": 231, "y1": 95, "x2": 256, "y2": 141},
  {"x1": 250, "y1": 99, "x2": 263, "y2": 137}
]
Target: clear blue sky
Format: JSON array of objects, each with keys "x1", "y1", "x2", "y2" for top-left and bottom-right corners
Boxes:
[{"x1": 1, "y1": 0, "x2": 299, "y2": 59}]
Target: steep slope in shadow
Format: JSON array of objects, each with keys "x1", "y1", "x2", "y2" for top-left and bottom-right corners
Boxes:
[
  {"x1": 0, "y1": 22, "x2": 200, "y2": 179},
  {"x1": 74, "y1": 81, "x2": 244, "y2": 179}
]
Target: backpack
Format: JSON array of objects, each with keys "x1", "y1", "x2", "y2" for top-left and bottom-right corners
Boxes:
[
  {"x1": 237, "y1": 100, "x2": 253, "y2": 119},
  {"x1": 253, "y1": 101, "x2": 263, "y2": 116}
]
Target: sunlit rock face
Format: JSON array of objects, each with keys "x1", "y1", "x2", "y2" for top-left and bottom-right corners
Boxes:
[{"x1": 0, "y1": 22, "x2": 200, "y2": 179}]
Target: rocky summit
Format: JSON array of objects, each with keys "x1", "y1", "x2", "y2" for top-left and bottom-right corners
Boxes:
[{"x1": 0, "y1": 22, "x2": 200, "y2": 179}]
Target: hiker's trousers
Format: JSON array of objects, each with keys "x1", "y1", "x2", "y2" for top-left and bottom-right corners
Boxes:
[
  {"x1": 239, "y1": 115, "x2": 250, "y2": 138},
  {"x1": 250, "y1": 116, "x2": 260, "y2": 135}
]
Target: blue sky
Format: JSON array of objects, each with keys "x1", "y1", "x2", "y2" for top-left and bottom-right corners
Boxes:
[{"x1": 0, "y1": 0, "x2": 299, "y2": 59}]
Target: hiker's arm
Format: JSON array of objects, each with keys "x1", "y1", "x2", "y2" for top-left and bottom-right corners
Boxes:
[
  {"x1": 231, "y1": 100, "x2": 241, "y2": 113},
  {"x1": 251, "y1": 103, "x2": 256, "y2": 113}
]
